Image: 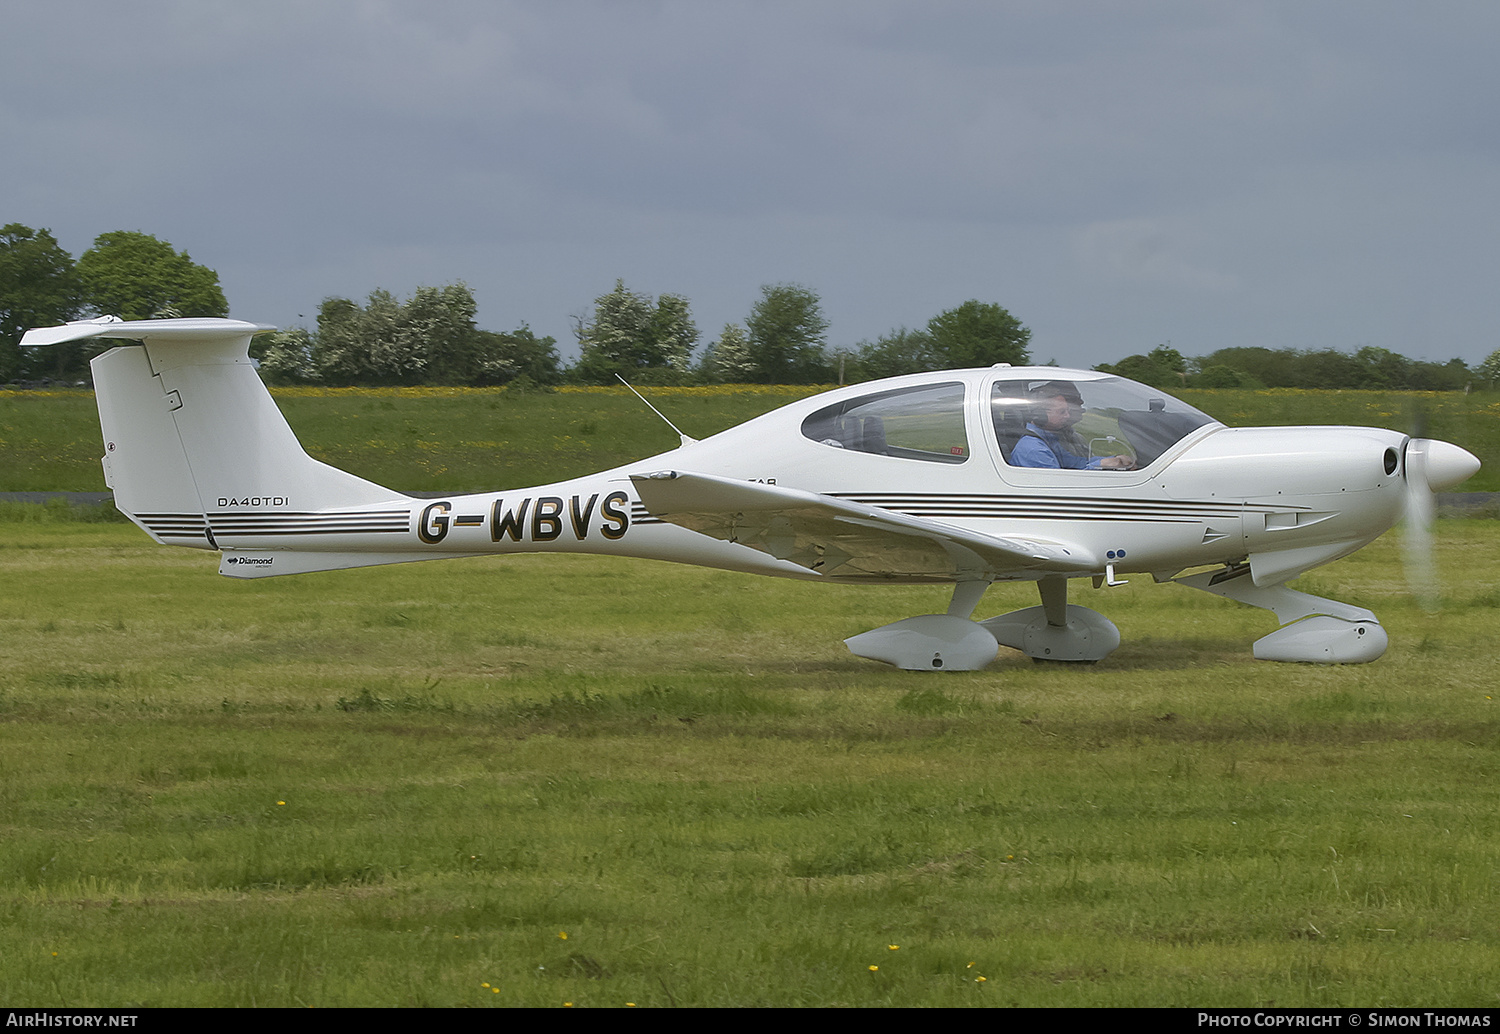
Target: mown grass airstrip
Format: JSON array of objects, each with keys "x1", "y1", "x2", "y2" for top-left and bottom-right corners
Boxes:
[{"x1": 2, "y1": 517, "x2": 1498, "y2": 1006}]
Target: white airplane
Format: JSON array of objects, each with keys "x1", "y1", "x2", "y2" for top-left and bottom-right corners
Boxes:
[{"x1": 24, "y1": 316, "x2": 1481, "y2": 670}]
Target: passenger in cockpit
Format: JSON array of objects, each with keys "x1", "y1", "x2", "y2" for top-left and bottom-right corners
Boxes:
[{"x1": 1010, "y1": 381, "x2": 1136, "y2": 470}]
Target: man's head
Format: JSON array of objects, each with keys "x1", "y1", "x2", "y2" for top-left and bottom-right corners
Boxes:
[{"x1": 1029, "y1": 381, "x2": 1085, "y2": 431}]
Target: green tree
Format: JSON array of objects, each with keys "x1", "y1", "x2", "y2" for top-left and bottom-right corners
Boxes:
[
  {"x1": 1192, "y1": 364, "x2": 1246, "y2": 388},
  {"x1": 403, "y1": 283, "x2": 481, "y2": 385},
  {"x1": 76, "y1": 231, "x2": 228, "y2": 320},
  {"x1": 1101, "y1": 345, "x2": 1188, "y2": 388},
  {"x1": 1098, "y1": 353, "x2": 1179, "y2": 388},
  {"x1": 1296, "y1": 349, "x2": 1364, "y2": 389},
  {"x1": 302, "y1": 283, "x2": 549, "y2": 387},
  {"x1": 698, "y1": 322, "x2": 755, "y2": 383},
  {"x1": 651, "y1": 293, "x2": 697, "y2": 376},
  {"x1": 1148, "y1": 344, "x2": 1186, "y2": 377},
  {"x1": 573, "y1": 280, "x2": 652, "y2": 380},
  {"x1": 849, "y1": 327, "x2": 939, "y2": 381},
  {"x1": 745, "y1": 283, "x2": 829, "y2": 383},
  {"x1": 312, "y1": 290, "x2": 407, "y2": 385},
  {"x1": 926, "y1": 300, "x2": 1029, "y2": 368},
  {"x1": 572, "y1": 280, "x2": 698, "y2": 384},
  {"x1": 1353, "y1": 346, "x2": 1411, "y2": 389},
  {"x1": 0, "y1": 224, "x2": 84, "y2": 381},
  {"x1": 1477, "y1": 349, "x2": 1500, "y2": 389},
  {"x1": 309, "y1": 284, "x2": 488, "y2": 386},
  {"x1": 249, "y1": 328, "x2": 315, "y2": 385},
  {"x1": 472, "y1": 325, "x2": 561, "y2": 386},
  {"x1": 1196, "y1": 347, "x2": 1282, "y2": 386},
  {"x1": 1406, "y1": 358, "x2": 1471, "y2": 392}
]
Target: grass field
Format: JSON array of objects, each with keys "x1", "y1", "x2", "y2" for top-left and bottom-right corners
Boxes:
[
  {"x1": 3, "y1": 384, "x2": 1498, "y2": 492},
  {"x1": 2, "y1": 519, "x2": 1498, "y2": 1007}
]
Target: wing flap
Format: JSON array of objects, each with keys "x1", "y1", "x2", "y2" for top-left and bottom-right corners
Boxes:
[{"x1": 629, "y1": 470, "x2": 1096, "y2": 581}]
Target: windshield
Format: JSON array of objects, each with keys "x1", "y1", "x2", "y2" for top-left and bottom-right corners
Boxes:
[{"x1": 990, "y1": 375, "x2": 1218, "y2": 469}]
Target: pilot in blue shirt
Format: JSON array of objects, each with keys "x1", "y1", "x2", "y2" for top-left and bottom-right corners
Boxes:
[{"x1": 1010, "y1": 382, "x2": 1135, "y2": 470}]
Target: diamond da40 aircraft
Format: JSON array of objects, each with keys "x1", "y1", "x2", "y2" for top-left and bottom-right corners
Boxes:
[{"x1": 25, "y1": 316, "x2": 1480, "y2": 670}]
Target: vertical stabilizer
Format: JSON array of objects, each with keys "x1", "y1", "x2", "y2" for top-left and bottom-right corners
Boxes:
[{"x1": 24, "y1": 318, "x2": 407, "y2": 548}]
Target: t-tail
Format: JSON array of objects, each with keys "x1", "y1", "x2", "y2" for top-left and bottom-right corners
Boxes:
[{"x1": 22, "y1": 317, "x2": 429, "y2": 576}]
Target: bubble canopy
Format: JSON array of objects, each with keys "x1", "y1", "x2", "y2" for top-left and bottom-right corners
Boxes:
[
  {"x1": 797, "y1": 373, "x2": 1220, "y2": 470},
  {"x1": 990, "y1": 374, "x2": 1219, "y2": 469}
]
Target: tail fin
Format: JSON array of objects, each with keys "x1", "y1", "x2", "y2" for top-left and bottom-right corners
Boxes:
[{"x1": 23, "y1": 317, "x2": 406, "y2": 548}]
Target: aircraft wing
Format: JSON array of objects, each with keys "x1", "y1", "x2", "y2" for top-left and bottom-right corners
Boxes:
[{"x1": 629, "y1": 470, "x2": 1097, "y2": 581}]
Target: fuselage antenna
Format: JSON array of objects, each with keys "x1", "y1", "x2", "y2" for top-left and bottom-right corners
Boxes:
[{"x1": 615, "y1": 374, "x2": 698, "y2": 446}]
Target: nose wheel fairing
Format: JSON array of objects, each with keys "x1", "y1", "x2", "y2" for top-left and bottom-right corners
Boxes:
[
  {"x1": 1173, "y1": 567, "x2": 1388, "y2": 664},
  {"x1": 1250, "y1": 615, "x2": 1387, "y2": 663}
]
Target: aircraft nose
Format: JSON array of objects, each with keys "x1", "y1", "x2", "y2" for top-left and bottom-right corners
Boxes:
[{"x1": 1409, "y1": 439, "x2": 1481, "y2": 491}]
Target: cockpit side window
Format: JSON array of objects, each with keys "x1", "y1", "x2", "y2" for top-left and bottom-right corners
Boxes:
[
  {"x1": 801, "y1": 382, "x2": 969, "y2": 463},
  {"x1": 992, "y1": 377, "x2": 1217, "y2": 470}
]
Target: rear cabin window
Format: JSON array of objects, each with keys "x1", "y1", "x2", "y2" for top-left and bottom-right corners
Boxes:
[{"x1": 800, "y1": 382, "x2": 969, "y2": 464}]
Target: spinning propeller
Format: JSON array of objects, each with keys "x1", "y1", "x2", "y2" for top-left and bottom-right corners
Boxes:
[{"x1": 1401, "y1": 427, "x2": 1480, "y2": 611}]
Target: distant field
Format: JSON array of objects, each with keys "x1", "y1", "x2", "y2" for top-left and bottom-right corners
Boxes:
[
  {"x1": 1, "y1": 519, "x2": 1498, "y2": 1006},
  {"x1": 2, "y1": 384, "x2": 1497, "y2": 492}
]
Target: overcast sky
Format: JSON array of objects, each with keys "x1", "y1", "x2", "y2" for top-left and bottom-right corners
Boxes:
[{"x1": 5, "y1": 0, "x2": 1497, "y2": 368}]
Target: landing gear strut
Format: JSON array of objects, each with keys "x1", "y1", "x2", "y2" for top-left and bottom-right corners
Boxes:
[
  {"x1": 979, "y1": 576, "x2": 1120, "y2": 663},
  {"x1": 844, "y1": 575, "x2": 1122, "y2": 670}
]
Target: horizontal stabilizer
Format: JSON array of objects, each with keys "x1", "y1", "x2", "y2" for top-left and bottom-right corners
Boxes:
[{"x1": 21, "y1": 315, "x2": 276, "y2": 348}]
